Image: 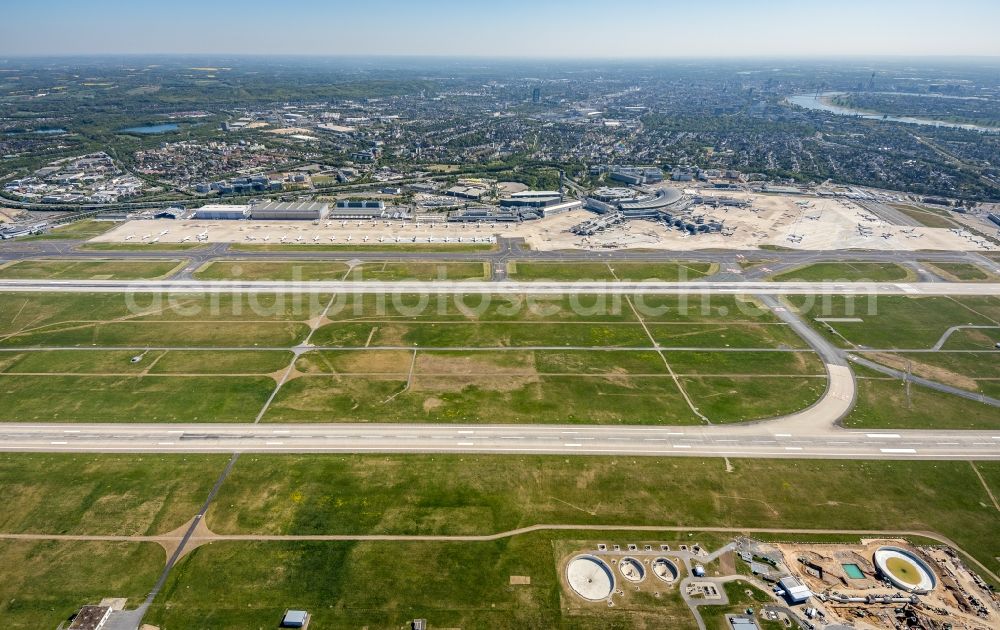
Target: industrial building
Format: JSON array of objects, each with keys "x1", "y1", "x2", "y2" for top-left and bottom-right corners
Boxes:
[
  {"x1": 499, "y1": 191, "x2": 582, "y2": 217},
  {"x1": 250, "y1": 201, "x2": 329, "y2": 221},
  {"x1": 575, "y1": 187, "x2": 723, "y2": 236},
  {"x1": 778, "y1": 575, "x2": 812, "y2": 604},
  {"x1": 586, "y1": 188, "x2": 683, "y2": 215},
  {"x1": 67, "y1": 605, "x2": 112, "y2": 630},
  {"x1": 329, "y1": 200, "x2": 411, "y2": 220},
  {"x1": 728, "y1": 616, "x2": 761, "y2": 630},
  {"x1": 988, "y1": 213, "x2": 1000, "y2": 228},
  {"x1": 280, "y1": 609, "x2": 309, "y2": 628},
  {"x1": 609, "y1": 166, "x2": 664, "y2": 185},
  {"x1": 445, "y1": 185, "x2": 488, "y2": 201},
  {"x1": 448, "y1": 207, "x2": 528, "y2": 222},
  {"x1": 193, "y1": 204, "x2": 250, "y2": 220}
]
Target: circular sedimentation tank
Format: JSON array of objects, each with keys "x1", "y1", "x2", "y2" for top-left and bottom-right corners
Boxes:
[
  {"x1": 873, "y1": 546, "x2": 936, "y2": 593},
  {"x1": 566, "y1": 555, "x2": 615, "y2": 601},
  {"x1": 652, "y1": 557, "x2": 679, "y2": 583},
  {"x1": 618, "y1": 557, "x2": 646, "y2": 583}
]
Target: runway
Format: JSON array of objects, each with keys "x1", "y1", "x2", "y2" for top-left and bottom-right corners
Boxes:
[
  {"x1": 1, "y1": 422, "x2": 997, "y2": 459},
  {"x1": 0, "y1": 278, "x2": 998, "y2": 295}
]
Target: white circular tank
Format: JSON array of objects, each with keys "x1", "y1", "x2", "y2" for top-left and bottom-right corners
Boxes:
[
  {"x1": 873, "y1": 546, "x2": 936, "y2": 593},
  {"x1": 652, "y1": 557, "x2": 679, "y2": 583},
  {"x1": 566, "y1": 555, "x2": 615, "y2": 601},
  {"x1": 618, "y1": 557, "x2": 646, "y2": 583}
]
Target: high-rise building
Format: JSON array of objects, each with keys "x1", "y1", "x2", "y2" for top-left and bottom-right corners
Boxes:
[{"x1": 532, "y1": 88, "x2": 540, "y2": 103}]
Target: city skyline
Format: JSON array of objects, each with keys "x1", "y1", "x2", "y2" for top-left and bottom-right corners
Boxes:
[{"x1": 4, "y1": 0, "x2": 1000, "y2": 58}]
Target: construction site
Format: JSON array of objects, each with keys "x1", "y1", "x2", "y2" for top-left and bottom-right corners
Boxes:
[{"x1": 741, "y1": 538, "x2": 999, "y2": 630}]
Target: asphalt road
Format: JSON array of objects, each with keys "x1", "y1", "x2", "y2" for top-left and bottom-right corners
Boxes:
[{"x1": 0, "y1": 422, "x2": 997, "y2": 459}]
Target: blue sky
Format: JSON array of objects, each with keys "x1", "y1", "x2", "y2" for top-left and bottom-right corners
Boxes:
[{"x1": 4, "y1": 0, "x2": 1000, "y2": 57}]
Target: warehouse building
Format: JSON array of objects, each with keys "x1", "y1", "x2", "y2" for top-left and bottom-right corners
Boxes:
[
  {"x1": 251, "y1": 201, "x2": 329, "y2": 221},
  {"x1": 193, "y1": 204, "x2": 250, "y2": 220},
  {"x1": 778, "y1": 575, "x2": 812, "y2": 604}
]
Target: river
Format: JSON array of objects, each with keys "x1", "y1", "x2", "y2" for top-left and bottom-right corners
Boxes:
[{"x1": 786, "y1": 92, "x2": 996, "y2": 133}]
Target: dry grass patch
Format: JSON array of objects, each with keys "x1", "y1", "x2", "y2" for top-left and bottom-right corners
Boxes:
[{"x1": 868, "y1": 352, "x2": 979, "y2": 391}]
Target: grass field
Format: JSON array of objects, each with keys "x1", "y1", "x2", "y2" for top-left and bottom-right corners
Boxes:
[
  {"x1": 205, "y1": 455, "x2": 1000, "y2": 573},
  {"x1": 921, "y1": 261, "x2": 994, "y2": 281},
  {"x1": 195, "y1": 260, "x2": 488, "y2": 281},
  {"x1": 0, "y1": 291, "x2": 828, "y2": 424},
  {"x1": 1, "y1": 452, "x2": 997, "y2": 627},
  {"x1": 699, "y1": 581, "x2": 783, "y2": 630},
  {"x1": 265, "y1": 341, "x2": 822, "y2": 425},
  {"x1": 889, "y1": 204, "x2": 960, "y2": 229},
  {"x1": 771, "y1": 262, "x2": 913, "y2": 282},
  {"x1": 786, "y1": 295, "x2": 1000, "y2": 349},
  {"x1": 0, "y1": 349, "x2": 293, "y2": 374},
  {"x1": 856, "y1": 351, "x2": 1000, "y2": 397},
  {"x1": 24, "y1": 220, "x2": 118, "y2": 240},
  {"x1": 145, "y1": 533, "x2": 693, "y2": 629},
  {"x1": 507, "y1": 261, "x2": 716, "y2": 281},
  {"x1": 0, "y1": 454, "x2": 227, "y2": 534},
  {"x1": 0, "y1": 258, "x2": 184, "y2": 280},
  {"x1": 845, "y1": 366, "x2": 1000, "y2": 430},
  {"x1": 940, "y1": 327, "x2": 1000, "y2": 350},
  {"x1": 0, "y1": 541, "x2": 162, "y2": 629},
  {"x1": 0, "y1": 374, "x2": 276, "y2": 422}
]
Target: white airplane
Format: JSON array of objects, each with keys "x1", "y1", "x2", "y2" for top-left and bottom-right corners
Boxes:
[
  {"x1": 346, "y1": 235, "x2": 352, "y2": 242},
  {"x1": 280, "y1": 235, "x2": 288, "y2": 243},
  {"x1": 363, "y1": 235, "x2": 369, "y2": 242},
  {"x1": 150, "y1": 237, "x2": 160, "y2": 244},
  {"x1": 181, "y1": 236, "x2": 191, "y2": 243},
  {"x1": 411, "y1": 236, "x2": 417, "y2": 242},
  {"x1": 141, "y1": 234, "x2": 151, "y2": 240},
  {"x1": 457, "y1": 237, "x2": 463, "y2": 242},
  {"x1": 159, "y1": 229, "x2": 170, "y2": 236},
  {"x1": 124, "y1": 234, "x2": 135, "y2": 241},
  {"x1": 444, "y1": 237, "x2": 450, "y2": 243},
  {"x1": 245, "y1": 235, "x2": 255, "y2": 242},
  {"x1": 313, "y1": 235, "x2": 321, "y2": 242},
  {"x1": 262, "y1": 234, "x2": 270, "y2": 242},
  {"x1": 325, "y1": 221, "x2": 332, "y2": 227},
  {"x1": 197, "y1": 231, "x2": 208, "y2": 239},
  {"x1": 394, "y1": 236, "x2": 401, "y2": 242},
  {"x1": 295, "y1": 235, "x2": 304, "y2": 243},
  {"x1": 341, "y1": 221, "x2": 347, "y2": 227},
  {"x1": 378, "y1": 236, "x2": 385, "y2": 243}
]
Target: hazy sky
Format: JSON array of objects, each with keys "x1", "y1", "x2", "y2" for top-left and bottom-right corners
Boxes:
[{"x1": 4, "y1": 0, "x2": 1000, "y2": 58}]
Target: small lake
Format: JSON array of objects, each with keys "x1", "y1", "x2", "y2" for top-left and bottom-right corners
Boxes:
[
  {"x1": 787, "y1": 92, "x2": 996, "y2": 133},
  {"x1": 33, "y1": 128, "x2": 67, "y2": 134},
  {"x1": 119, "y1": 123, "x2": 180, "y2": 135}
]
